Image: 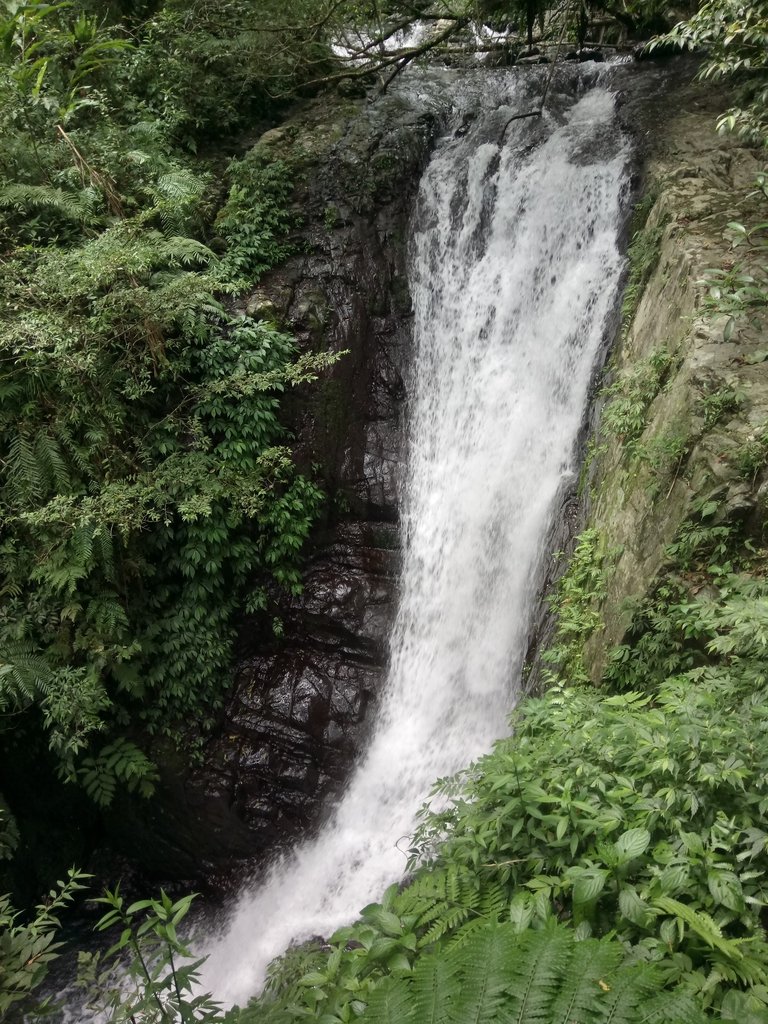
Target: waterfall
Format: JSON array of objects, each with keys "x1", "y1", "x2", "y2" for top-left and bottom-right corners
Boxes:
[{"x1": 200, "y1": 72, "x2": 630, "y2": 1008}]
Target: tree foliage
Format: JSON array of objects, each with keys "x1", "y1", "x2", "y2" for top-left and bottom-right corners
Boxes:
[
  {"x1": 0, "y1": 868, "x2": 89, "y2": 1016},
  {"x1": 657, "y1": 0, "x2": 768, "y2": 146},
  {"x1": 0, "y1": 0, "x2": 336, "y2": 823}
]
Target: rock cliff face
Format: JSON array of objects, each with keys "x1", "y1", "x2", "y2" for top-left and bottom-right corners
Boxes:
[
  {"x1": 578, "y1": 81, "x2": 768, "y2": 680},
  {"x1": 106, "y1": 93, "x2": 441, "y2": 881}
]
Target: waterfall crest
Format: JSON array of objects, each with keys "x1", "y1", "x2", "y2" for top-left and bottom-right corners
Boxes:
[{"x1": 201, "y1": 74, "x2": 630, "y2": 1007}]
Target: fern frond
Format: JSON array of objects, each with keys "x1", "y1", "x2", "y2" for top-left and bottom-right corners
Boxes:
[
  {"x1": 396, "y1": 866, "x2": 492, "y2": 949},
  {"x1": 503, "y1": 925, "x2": 572, "y2": 1024},
  {"x1": 34, "y1": 430, "x2": 70, "y2": 493},
  {"x1": 597, "y1": 962, "x2": 658, "y2": 1024},
  {"x1": 85, "y1": 591, "x2": 127, "y2": 636},
  {"x1": 362, "y1": 977, "x2": 416, "y2": 1024},
  {"x1": 0, "y1": 642, "x2": 52, "y2": 711},
  {"x1": 449, "y1": 914, "x2": 497, "y2": 950},
  {"x1": 451, "y1": 923, "x2": 518, "y2": 1024},
  {"x1": 93, "y1": 525, "x2": 116, "y2": 583},
  {"x1": 158, "y1": 235, "x2": 214, "y2": 268},
  {"x1": 54, "y1": 422, "x2": 92, "y2": 475},
  {"x1": 654, "y1": 896, "x2": 743, "y2": 960},
  {"x1": 641, "y1": 989, "x2": 709, "y2": 1024},
  {"x1": 411, "y1": 953, "x2": 461, "y2": 1024},
  {"x1": 72, "y1": 525, "x2": 95, "y2": 577},
  {"x1": 478, "y1": 883, "x2": 507, "y2": 922},
  {"x1": 148, "y1": 169, "x2": 206, "y2": 234},
  {"x1": 548, "y1": 938, "x2": 622, "y2": 1024},
  {"x1": 0, "y1": 183, "x2": 100, "y2": 224},
  {"x1": 6, "y1": 431, "x2": 42, "y2": 502}
]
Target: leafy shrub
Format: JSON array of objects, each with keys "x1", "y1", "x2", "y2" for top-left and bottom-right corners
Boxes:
[
  {"x1": 248, "y1": 658, "x2": 768, "y2": 1021},
  {"x1": 0, "y1": 0, "x2": 336, "y2": 807},
  {"x1": 0, "y1": 869, "x2": 89, "y2": 1016},
  {"x1": 542, "y1": 528, "x2": 608, "y2": 684},
  {"x1": 655, "y1": 0, "x2": 768, "y2": 148},
  {"x1": 600, "y1": 348, "x2": 674, "y2": 449},
  {"x1": 79, "y1": 887, "x2": 230, "y2": 1023},
  {"x1": 284, "y1": 923, "x2": 706, "y2": 1024}
]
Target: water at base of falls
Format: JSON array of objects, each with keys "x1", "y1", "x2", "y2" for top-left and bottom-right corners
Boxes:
[{"x1": 199, "y1": 68, "x2": 631, "y2": 1008}]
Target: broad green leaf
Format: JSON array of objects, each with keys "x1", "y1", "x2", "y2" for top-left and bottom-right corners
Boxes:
[
  {"x1": 299, "y1": 972, "x2": 329, "y2": 987},
  {"x1": 367, "y1": 938, "x2": 400, "y2": 962},
  {"x1": 659, "y1": 863, "x2": 688, "y2": 894},
  {"x1": 708, "y1": 870, "x2": 745, "y2": 912},
  {"x1": 572, "y1": 869, "x2": 608, "y2": 905},
  {"x1": 509, "y1": 892, "x2": 534, "y2": 934},
  {"x1": 618, "y1": 886, "x2": 651, "y2": 927},
  {"x1": 614, "y1": 827, "x2": 651, "y2": 863}
]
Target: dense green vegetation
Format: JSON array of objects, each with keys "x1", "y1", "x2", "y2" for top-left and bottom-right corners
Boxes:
[
  {"x1": 249, "y1": 670, "x2": 768, "y2": 1022},
  {"x1": 0, "y1": 0, "x2": 343, "y2": 844},
  {"x1": 2, "y1": 0, "x2": 768, "y2": 1020}
]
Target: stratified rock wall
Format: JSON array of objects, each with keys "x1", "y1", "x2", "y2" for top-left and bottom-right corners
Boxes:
[{"x1": 580, "y1": 82, "x2": 768, "y2": 680}]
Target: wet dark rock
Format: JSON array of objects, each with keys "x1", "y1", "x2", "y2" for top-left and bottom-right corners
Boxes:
[
  {"x1": 106, "y1": 93, "x2": 439, "y2": 884},
  {"x1": 565, "y1": 49, "x2": 605, "y2": 62},
  {"x1": 486, "y1": 47, "x2": 518, "y2": 69}
]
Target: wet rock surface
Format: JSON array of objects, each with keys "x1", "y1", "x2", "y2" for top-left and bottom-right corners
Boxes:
[
  {"x1": 580, "y1": 79, "x2": 768, "y2": 681},
  {"x1": 107, "y1": 93, "x2": 440, "y2": 882}
]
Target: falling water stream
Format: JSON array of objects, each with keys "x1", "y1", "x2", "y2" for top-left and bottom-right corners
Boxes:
[{"x1": 201, "y1": 68, "x2": 631, "y2": 1008}]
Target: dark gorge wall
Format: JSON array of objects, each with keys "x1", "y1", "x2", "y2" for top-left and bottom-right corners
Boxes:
[{"x1": 104, "y1": 94, "x2": 441, "y2": 883}]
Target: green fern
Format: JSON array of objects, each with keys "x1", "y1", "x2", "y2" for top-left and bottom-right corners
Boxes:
[
  {"x1": 450, "y1": 924, "x2": 517, "y2": 1023},
  {"x1": 0, "y1": 641, "x2": 53, "y2": 711},
  {"x1": 599, "y1": 962, "x2": 660, "y2": 1024},
  {"x1": 0, "y1": 182, "x2": 101, "y2": 224},
  {"x1": 6, "y1": 429, "x2": 73, "y2": 507},
  {"x1": 7, "y1": 431, "x2": 43, "y2": 503},
  {"x1": 34, "y1": 430, "x2": 71, "y2": 494},
  {"x1": 410, "y1": 954, "x2": 461, "y2": 1024},
  {"x1": 147, "y1": 168, "x2": 207, "y2": 235},
  {"x1": 547, "y1": 934, "x2": 622, "y2": 1024},
  {"x1": 392, "y1": 866, "x2": 505, "y2": 949},
  {"x1": 641, "y1": 990, "x2": 712, "y2": 1024},
  {"x1": 363, "y1": 977, "x2": 416, "y2": 1024},
  {"x1": 504, "y1": 925, "x2": 572, "y2": 1024},
  {"x1": 356, "y1": 924, "x2": 697, "y2": 1024},
  {"x1": 653, "y1": 897, "x2": 744, "y2": 960}
]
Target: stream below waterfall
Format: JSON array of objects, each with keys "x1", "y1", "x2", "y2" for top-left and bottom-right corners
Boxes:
[{"x1": 199, "y1": 64, "x2": 633, "y2": 1008}]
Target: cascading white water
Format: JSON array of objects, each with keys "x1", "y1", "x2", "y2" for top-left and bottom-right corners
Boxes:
[{"x1": 201, "y1": 73, "x2": 630, "y2": 1008}]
